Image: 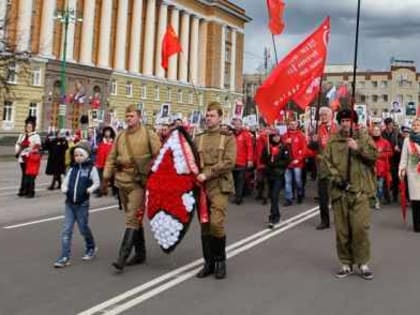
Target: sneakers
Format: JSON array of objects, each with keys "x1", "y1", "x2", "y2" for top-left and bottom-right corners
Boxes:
[
  {"x1": 54, "y1": 257, "x2": 71, "y2": 268},
  {"x1": 82, "y1": 247, "x2": 97, "y2": 261},
  {"x1": 335, "y1": 265, "x2": 353, "y2": 278},
  {"x1": 375, "y1": 199, "x2": 381, "y2": 210},
  {"x1": 359, "y1": 264, "x2": 374, "y2": 280}
]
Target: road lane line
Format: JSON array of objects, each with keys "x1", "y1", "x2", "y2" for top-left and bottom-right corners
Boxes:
[
  {"x1": 79, "y1": 207, "x2": 319, "y2": 315},
  {"x1": 3, "y1": 205, "x2": 118, "y2": 229},
  {"x1": 0, "y1": 183, "x2": 49, "y2": 191}
]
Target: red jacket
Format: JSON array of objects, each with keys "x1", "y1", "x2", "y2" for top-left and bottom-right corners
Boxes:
[
  {"x1": 282, "y1": 129, "x2": 307, "y2": 168},
  {"x1": 95, "y1": 139, "x2": 114, "y2": 169},
  {"x1": 234, "y1": 129, "x2": 254, "y2": 167},
  {"x1": 374, "y1": 137, "x2": 393, "y2": 178},
  {"x1": 254, "y1": 132, "x2": 268, "y2": 169}
]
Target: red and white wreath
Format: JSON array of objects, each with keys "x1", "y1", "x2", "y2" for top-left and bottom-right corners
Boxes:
[{"x1": 146, "y1": 127, "x2": 204, "y2": 253}]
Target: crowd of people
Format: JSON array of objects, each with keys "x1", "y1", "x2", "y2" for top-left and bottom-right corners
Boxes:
[{"x1": 13, "y1": 104, "x2": 420, "y2": 281}]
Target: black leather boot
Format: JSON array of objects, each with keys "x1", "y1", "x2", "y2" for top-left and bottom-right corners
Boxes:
[
  {"x1": 112, "y1": 228, "x2": 136, "y2": 272},
  {"x1": 196, "y1": 235, "x2": 215, "y2": 278},
  {"x1": 126, "y1": 228, "x2": 146, "y2": 266},
  {"x1": 213, "y1": 236, "x2": 226, "y2": 279}
]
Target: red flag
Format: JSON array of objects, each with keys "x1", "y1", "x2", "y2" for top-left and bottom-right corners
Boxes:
[
  {"x1": 267, "y1": 0, "x2": 286, "y2": 35},
  {"x1": 399, "y1": 180, "x2": 407, "y2": 224},
  {"x1": 161, "y1": 25, "x2": 182, "y2": 70},
  {"x1": 255, "y1": 17, "x2": 330, "y2": 124},
  {"x1": 292, "y1": 76, "x2": 322, "y2": 110}
]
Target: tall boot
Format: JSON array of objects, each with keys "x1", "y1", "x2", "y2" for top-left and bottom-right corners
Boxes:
[
  {"x1": 126, "y1": 228, "x2": 146, "y2": 266},
  {"x1": 196, "y1": 235, "x2": 215, "y2": 278},
  {"x1": 412, "y1": 201, "x2": 420, "y2": 232},
  {"x1": 112, "y1": 228, "x2": 136, "y2": 272},
  {"x1": 48, "y1": 177, "x2": 56, "y2": 190},
  {"x1": 213, "y1": 236, "x2": 226, "y2": 279},
  {"x1": 56, "y1": 176, "x2": 62, "y2": 190}
]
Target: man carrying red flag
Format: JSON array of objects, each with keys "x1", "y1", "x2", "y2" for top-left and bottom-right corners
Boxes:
[{"x1": 161, "y1": 25, "x2": 182, "y2": 71}]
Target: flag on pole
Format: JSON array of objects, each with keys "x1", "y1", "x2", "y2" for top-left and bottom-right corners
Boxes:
[
  {"x1": 161, "y1": 25, "x2": 182, "y2": 71},
  {"x1": 266, "y1": 0, "x2": 286, "y2": 35},
  {"x1": 255, "y1": 17, "x2": 330, "y2": 124}
]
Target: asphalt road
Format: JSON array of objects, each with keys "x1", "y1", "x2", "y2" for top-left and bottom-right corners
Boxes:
[{"x1": 0, "y1": 159, "x2": 419, "y2": 315}]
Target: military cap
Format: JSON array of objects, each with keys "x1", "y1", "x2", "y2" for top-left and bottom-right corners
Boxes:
[{"x1": 126, "y1": 104, "x2": 140, "y2": 114}]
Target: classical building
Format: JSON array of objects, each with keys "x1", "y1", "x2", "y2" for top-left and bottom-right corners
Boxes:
[{"x1": 0, "y1": 0, "x2": 250, "y2": 133}]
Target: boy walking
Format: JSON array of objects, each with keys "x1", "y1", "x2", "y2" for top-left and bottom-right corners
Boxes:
[{"x1": 54, "y1": 141, "x2": 100, "y2": 268}]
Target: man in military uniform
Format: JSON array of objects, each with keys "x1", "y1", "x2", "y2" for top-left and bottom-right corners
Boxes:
[
  {"x1": 195, "y1": 102, "x2": 236, "y2": 279},
  {"x1": 103, "y1": 104, "x2": 161, "y2": 272},
  {"x1": 323, "y1": 109, "x2": 377, "y2": 280}
]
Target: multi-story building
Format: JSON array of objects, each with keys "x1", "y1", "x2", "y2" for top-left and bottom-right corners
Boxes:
[
  {"x1": 325, "y1": 60, "x2": 420, "y2": 119},
  {"x1": 244, "y1": 60, "x2": 420, "y2": 124},
  {"x1": 0, "y1": 0, "x2": 250, "y2": 133}
]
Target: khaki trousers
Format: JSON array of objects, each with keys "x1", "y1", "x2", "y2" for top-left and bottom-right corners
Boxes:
[
  {"x1": 332, "y1": 192, "x2": 371, "y2": 265},
  {"x1": 118, "y1": 185, "x2": 145, "y2": 229}
]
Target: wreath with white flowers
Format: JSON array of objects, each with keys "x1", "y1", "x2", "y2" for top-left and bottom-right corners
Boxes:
[{"x1": 146, "y1": 127, "x2": 203, "y2": 253}]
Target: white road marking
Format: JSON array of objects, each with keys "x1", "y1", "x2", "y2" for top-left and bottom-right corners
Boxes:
[
  {"x1": 0, "y1": 183, "x2": 49, "y2": 191},
  {"x1": 78, "y1": 207, "x2": 319, "y2": 315},
  {"x1": 3, "y1": 205, "x2": 118, "y2": 229}
]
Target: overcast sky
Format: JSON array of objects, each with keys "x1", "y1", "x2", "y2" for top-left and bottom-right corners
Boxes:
[{"x1": 233, "y1": 0, "x2": 420, "y2": 74}]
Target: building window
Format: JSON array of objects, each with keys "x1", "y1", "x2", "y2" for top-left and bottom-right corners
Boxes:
[
  {"x1": 360, "y1": 95, "x2": 366, "y2": 103},
  {"x1": 31, "y1": 67, "x2": 42, "y2": 86},
  {"x1": 189, "y1": 92, "x2": 194, "y2": 104},
  {"x1": 167, "y1": 88, "x2": 171, "y2": 102},
  {"x1": 2, "y1": 101, "x2": 13, "y2": 121},
  {"x1": 126, "y1": 81, "x2": 133, "y2": 97},
  {"x1": 380, "y1": 81, "x2": 388, "y2": 88},
  {"x1": 7, "y1": 62, "x2": 17, "y2": 83},
  {"x1": 357, "y1": 81, "x2": 365, "y2": 88},
  {"x1": 382, "y1": 94, "x2": 388, "y2": 102},
  {"x1": 141, "y1": 84, "x2": 147, "y2": 99},
  {"x1": 225, "y1": 46, "x2": 231, "y2": 63},
  {"x1": 199, "y1": 93, "x2": 204, "y2": 107},
  {"x1": 155, "y1": 86, "x2": 160, "y2": 101},
  {"x1": 372, "y1": 95, "x2": 378, "y2": 102},
  {"x1": 371, "y1": 81, "x2": 378, "y2": 88},
  {"x1": 28, "y1": 102, "x2": 37, "y2": 118},
  {"x1": 177, "y1": 90, "x2": 183, "y2": 103},
  {"x1": 111, "y1": 80, "x2": 117, "y2": 95}
]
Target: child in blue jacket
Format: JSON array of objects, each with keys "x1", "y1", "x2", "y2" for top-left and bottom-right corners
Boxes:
[{"x1": 54, "y1": 141, "x2": 100, "y2": 268}]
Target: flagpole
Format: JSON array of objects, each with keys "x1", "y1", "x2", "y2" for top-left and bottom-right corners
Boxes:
[
  {"x1": 347, "y1": 0, "x2": 361, "y2": 184},
  {"x1": 271, "y1": 35, "x2": 279, "y2": 64}
]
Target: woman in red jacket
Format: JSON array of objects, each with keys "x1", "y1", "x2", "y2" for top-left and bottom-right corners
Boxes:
[
  {"x1": 282, "y1": 119, "x2": 307, "y2": 205},
  {"x1": 95, "y1": 126, "x2": 116, "y2": 197},
  {"x1": 372, "y1": 126, "x2": 393, "y2": 209}
]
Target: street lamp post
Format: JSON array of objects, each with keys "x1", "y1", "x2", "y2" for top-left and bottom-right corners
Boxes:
[{"x1": 54, "y1": 0, "x2": 82, "y2": 130}]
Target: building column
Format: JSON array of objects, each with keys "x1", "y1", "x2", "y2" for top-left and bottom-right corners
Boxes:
[
  {"x1": 168, "y1": 6, "x2": 180, "y2": 81},
  {"x1": 155, "y1": 1, "x2": 168, "y2": 78},
  {"x1": 79, "y1": 0, "x2": 95, "y2": 64},
  {"x1": 179, "y1": 11, "x2": 190, "y2": 82},
  {"x1": 189, "y1": 15, "x2": 199, "y2": 85},
  {"x1": 38, "y1": 0, "x2": 55, "y2": 57},
  {"x1": 97, "y1": 0, "x2": 113, "y2": 68},
  {"x1": 114, "y1": 0, "x2": 128, "y2": 71},
  {"x1": 220, "y1": 24, "x2": 226, "y2": 89},
  {"x1": 143, "y1": 0, "x2": 156, "y2": 76},
  {"x1": 64, "y1": 0, "x2": 77, "y2": 62},
  {"x1": 16, "y1": 0, "x2": 33, "y2": 52},
  {"x1": 198, "y1": 19, "x2": 208, "y2": 87},
  {"x1": 230, "y1": 29, "x2": 237, "y2": 91},
  {"x1": 128, "y1": 0, "x2": 143, "y2": 73}
]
